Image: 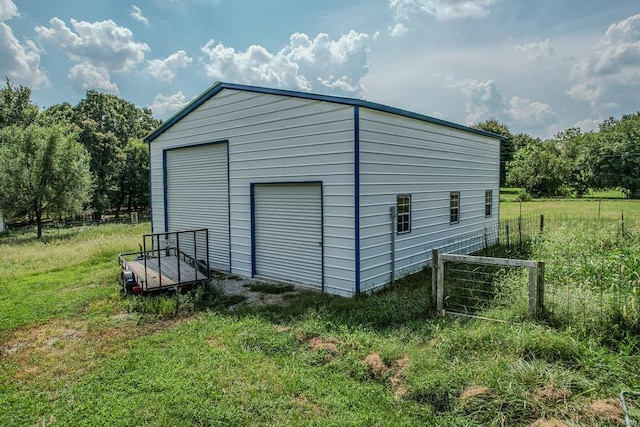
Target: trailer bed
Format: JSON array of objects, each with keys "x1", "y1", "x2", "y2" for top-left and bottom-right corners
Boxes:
[
  {"x1": 118, "y1": 228, "x2": 211, "y2": 294},
  {"x1": 125, "y1": 256, "x2": 207, "y2": 291}
]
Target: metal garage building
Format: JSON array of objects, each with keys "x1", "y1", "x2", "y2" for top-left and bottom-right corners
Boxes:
[{"x1": 145, "y1": 82, "x2": 502, "y2": 297}]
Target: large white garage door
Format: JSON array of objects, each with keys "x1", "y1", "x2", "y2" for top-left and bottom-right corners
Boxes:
[
  {"x1": 253, "y1": 183, "x2": 322, "y2": 289},
  {"x1": 165, "y1": 143, "x2": 230, "y2": 271}
]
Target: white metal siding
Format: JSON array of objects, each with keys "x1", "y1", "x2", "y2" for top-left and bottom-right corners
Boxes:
[
  {"x1": 358, "y1": 108, "x2": 500, "y2": 292},
  {"x1": 165, "y1": 143, "x2": 230, "y2": 270},
  {"x1": 149, "y1": 89, "x2": 355, "y2": 296},
  {"x1": 254, "y1": 183, "x2": 322, "y2": 288}
]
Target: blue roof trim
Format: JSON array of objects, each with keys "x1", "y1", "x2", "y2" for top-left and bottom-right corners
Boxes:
[{"x1": 144, "y1": 81, "x2": 505, "y2": 143}]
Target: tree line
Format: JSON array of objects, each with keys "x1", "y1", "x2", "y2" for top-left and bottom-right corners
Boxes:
[
  {"x1": 0, "y1": 79, "x2": 160, "y2": 237},
  {"x1": 474, "y1": 116, "x2": 640, "y2": 199}
]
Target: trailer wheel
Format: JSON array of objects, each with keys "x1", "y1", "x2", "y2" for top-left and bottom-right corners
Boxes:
[{"x1": 121, "y1": 270, "x2": 136, "y2": 294}]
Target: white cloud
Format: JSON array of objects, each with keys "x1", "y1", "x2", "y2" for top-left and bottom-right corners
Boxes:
[
  {"x1": 148, "y1": 91, "x2": 187, "y2": 118},
  {"x1": 130, "y1": 5, "x2": 149, "y2": 26},
  {"x1": 572, "y1": 116, "x2": 602, "y2": 133},
  {"x1": 388, "y1": 0, "x2": 497, "y2": 36},
  {"x1": 0, "y1": 0, "x2": 18, "y2": 21},
  {"x1": 567, "y1": 14, "x2": 640, "y2": 114},
  {"x1": 447, "y1": 77, "x2": 559, "y2": 134},
  {"x1": 36, "y1": 17, "x2": 149, "y2": 72},
  {"x1": 508, "y1": 96, "x2": 558, "y2": 127},
  {"x1": 200, "y1": 31, "x2": 371, "y2": 95},
  {"x1": 514, "y1": 39, "x2": 557, "y2": 63},
  {"x1": 145, "y1": 50, "x2": 192, "y2": 81},
  {"x1": 0, "y1": 23, "x2": 49, "y2": 87},
  {"x1": 68, "y1": 62, "x2": 118, "y2": 93},
  {"x1": 447, "y1": 77, "x2": 506, "y2": 124}
]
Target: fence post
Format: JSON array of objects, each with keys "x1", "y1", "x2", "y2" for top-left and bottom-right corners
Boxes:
[
  {"x1": 484, "y1": 228, "x2": 489, "y2": 256},
  {"x1": 506, "y1": 224, "x2": 510, "y2": 248},
  {"x1": 621, "y1": 212, "x2": 625, "y2": 234},
  {"x1": 431, "y1": 249, "x2": 438, "y2": 309},
  {"x1": 437, "y1": 255, "x2": 445, "y2": 315},
  {"x1": 528, "y1": 267, "x2": 536, "y2": 319},
  {"x1": 536, "y1": 261, "x2": 545, "y2": 319},
  {"x1": 518, "y1": 217, "x2": 522, "y2": 247},
  {"x1": 539, "y1": 214, "x2": 544, "y2": 233}
]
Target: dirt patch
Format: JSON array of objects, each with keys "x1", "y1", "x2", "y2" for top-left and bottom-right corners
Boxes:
[
  {"x1": 218, "y1": 275, "x2": 302, "y2": 308},
  {"x1": 460, "y1": 385, "x2": 491, "y2": 401},
  {"x1": 530, "y1": 418, "x2": 568, "y2": 427},
  {"x1": 389, "y1": 354, "x2": 410, "y2": 398},
  {"x1": 307, "y1": 337, "x2": 339, "y2": 354},
  {"x1": 363, "y1": 353, "x2": 389, "y2": 379},
  {"x1": 589, "y1": 398, "x2": 623, "y2": 424},
  {"x1": 534, "y1": 382, "x2": 569, "y2": 403},
  {"x1": 295, "y1": 393, "x2": 328, "y2": 416},
  {"x1": 1, "y1": 315, "x2": 183, "y2": 382},
  {"x1": 208, "y1": 337, "x2": 224, "y2": 348}
]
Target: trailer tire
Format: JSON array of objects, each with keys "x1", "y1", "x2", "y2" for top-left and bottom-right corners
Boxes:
[{"x1": 121, "y1": 270, "x2": 136, "y2": 294}]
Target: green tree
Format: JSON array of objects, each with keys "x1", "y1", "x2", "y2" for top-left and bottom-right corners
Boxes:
[
  {"x1": 512, "y1": 132, "x2": 540, "y2": 152},
  {"x1": 0, "y1": 125, "x2": 92, "y2": 238},
  {"x1": 552, "y1": 127, "x2": 594, "y2": 197},
  {"x1": 111, "y1": 138, "x2": 149, "y2": 214},
  {"x1": 591, "y1": 113, "x2": 640, "y2": 198},
  {"x1": 506, "y1": 141, "x2": 567, "y2": 197},
  {"x1": 0, "y1": 78, "x2": 39, "y2": 129},
  {"x1": 73, "y1": 90, "x2": 160, "y2": 217},
  {"x1": 473, "y1": 118, "x2": 514, "y2": 187}
]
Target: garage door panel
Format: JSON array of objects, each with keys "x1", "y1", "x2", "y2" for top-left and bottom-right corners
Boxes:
[
  {"x1": 253, "y1": 183, "x2": 322, "y2": 288},
  {"x1": 165, "y1": 143, "x2": 230, "y2": 271}
]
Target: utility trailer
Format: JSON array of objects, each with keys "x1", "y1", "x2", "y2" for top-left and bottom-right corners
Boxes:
[{"x1": 118, "y1": 229, "x2": 211, "y2": 294}]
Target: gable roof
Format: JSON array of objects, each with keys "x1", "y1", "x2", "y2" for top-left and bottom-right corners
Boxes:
[{"x1": 144, "y1": 81, "x2": 504, "y2": 143}]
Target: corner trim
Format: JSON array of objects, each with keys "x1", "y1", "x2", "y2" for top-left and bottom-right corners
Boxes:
[{"x1": 354, "y1": 106, "x2": 361, "y2": 295}]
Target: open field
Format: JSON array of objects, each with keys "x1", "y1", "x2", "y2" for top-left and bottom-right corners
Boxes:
[
  {"x1": 1, "y1": 220, "x2": 638, "y2": 426},
  {"x1": 500, "y1": 197, "x2": 640, "y2": 220}
]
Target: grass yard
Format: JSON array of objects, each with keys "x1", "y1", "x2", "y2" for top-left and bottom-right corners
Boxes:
[
  {"x1": 500, "y1": 197, "x2": 640, "y2": 220},
  {"x1": 1, "y1": 220, "x2": 639, "y2": 426}
]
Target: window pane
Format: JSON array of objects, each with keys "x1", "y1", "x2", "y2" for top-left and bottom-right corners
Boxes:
[{"x1": 397, "y1": 195, "x2": 411, "y2": 233}]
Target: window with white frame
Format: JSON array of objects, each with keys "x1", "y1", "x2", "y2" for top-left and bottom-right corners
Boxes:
[
  {"x1": 485, "y1": 190, "x2": 493, "y2": 217},
  {"x1": 450, "y1": 192, "x2": 460, "y2": 224},
  {"x1": 397, "y1": 194, "x2": 411, "y2": 234}
]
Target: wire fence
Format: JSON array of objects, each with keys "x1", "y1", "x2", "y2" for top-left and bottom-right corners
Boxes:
[{"x1": 434, "y1": 213, "x2": 640, "y2": 338}]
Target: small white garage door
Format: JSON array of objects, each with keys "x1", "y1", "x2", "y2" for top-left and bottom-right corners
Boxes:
[
  {"x1": 253, "y1": 183, "x2": 322, "y2": 289},
  {"x1": 165, "y1": 142, "x2": 230, "y2": 271}
]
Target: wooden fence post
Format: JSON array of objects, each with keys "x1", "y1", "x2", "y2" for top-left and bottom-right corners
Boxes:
[
  {"x1": 539, "y1": 214, "x2": 544, "y2": 233},
  {"x1": 431, "y1": 249, "x2": 439, "y2": 309},
  {"x1": 528, "y1": 267, "x2": 536, "y2": 319}
]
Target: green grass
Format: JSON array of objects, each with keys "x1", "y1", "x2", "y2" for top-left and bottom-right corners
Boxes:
[
  {"x1": 1, "y1": 220, "x2": 638, "y2": 426},
  {"x1": 500, "y1": 198, "x2": 640, "y2": 220}
]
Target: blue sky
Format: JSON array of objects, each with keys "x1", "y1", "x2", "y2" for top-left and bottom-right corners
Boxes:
[{"x1": 1, "y1": 0, "x2": 639, "y2": 138}]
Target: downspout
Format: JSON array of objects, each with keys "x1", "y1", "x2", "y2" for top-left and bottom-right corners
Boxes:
[{"x1": 390, "y1": 205, "x2": 396, "y2": 286}]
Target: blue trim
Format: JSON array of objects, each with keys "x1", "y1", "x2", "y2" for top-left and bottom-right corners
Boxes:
[
  {"x1": 144, "y1": 81, "x2": 505, "y2": 143},
  {"x1": 320, "y1": 183, "x2": 325, "y2": 294},
  {"x1": 250, "y1": 183, "x2": 256, "y2": 277},
  {"x1": 226, "y1": 143, "x2": 232, "y2": 271},
  {"x1": 162, "y1": 150, "x2": 168, "y2": 233},
  {"x1": 147, "y1": 142, "x2": 153, "y2": 233},
  {"x1": 354, "y1": 106, "x2": 361, "y2": 296}
]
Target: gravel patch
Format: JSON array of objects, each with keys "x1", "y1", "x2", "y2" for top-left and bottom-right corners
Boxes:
[{"x1": 214, "y1": 274, "x2": 301, "y2": 308}]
